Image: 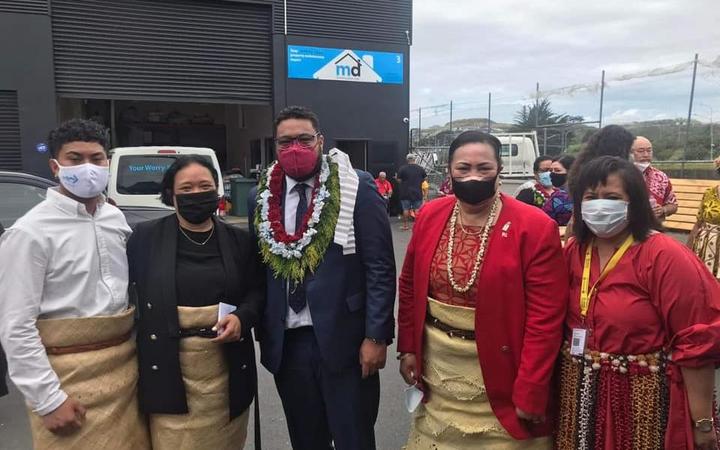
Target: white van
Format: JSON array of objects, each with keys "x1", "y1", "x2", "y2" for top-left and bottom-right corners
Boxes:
[
  {"x1": 495, "y1": 132, "x2": 539, "y2": 177},
  {"x1": 108, "y1": 146, "x2": 224, "y2": 209}
]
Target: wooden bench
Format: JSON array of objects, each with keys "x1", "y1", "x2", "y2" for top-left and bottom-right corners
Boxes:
[{"x1": 663, "y1": 178, "x2": 717, "y2": 232}]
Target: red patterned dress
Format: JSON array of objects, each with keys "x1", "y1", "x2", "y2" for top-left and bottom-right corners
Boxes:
[
  {"x1": 556, "y1": 233, "x2": 720, "y2": 450},
  {"x1": 641, "y1": 165, "x2": 677, "y2": 208},
  {"x1": 428, "y1": 221, "x2": 482, "y2": 306}
]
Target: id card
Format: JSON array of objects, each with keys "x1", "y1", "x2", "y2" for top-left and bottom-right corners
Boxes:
[{"x1": 570, "y1": 328, "x2": 588, "y2": 356}]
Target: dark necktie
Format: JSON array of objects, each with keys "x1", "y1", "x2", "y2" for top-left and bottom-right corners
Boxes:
[{"x1": 289, "y1": 183, "x2": 308, "y2": 313}]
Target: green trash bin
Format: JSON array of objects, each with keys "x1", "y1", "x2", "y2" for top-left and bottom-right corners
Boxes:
[{"x1": 230, "y1": 177, "x2": 258, "y2": 217}]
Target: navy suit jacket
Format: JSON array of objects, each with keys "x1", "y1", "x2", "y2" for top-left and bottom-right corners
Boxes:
[{"x1": 248, "y1": 170, "x2": 396, "y2": 374}]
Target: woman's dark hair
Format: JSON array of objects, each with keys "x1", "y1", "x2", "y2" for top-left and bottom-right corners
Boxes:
[
  {"x1": 160, "y1": 155, "x2": 219, "y2": 206},
  {"x1": 274, "y1": 105, "x2": 320, "y2": 133},
  {"x1": 533, "y1": 155, "x2": 553, "y2": 173},
  {"x1": 569, "y1": 125, "x2": 634, "y2": 194},
  {"x1": 553, "y1": 154, "x2": 576, "y2": 171},
  {"x1": 571, "y1": 156, "x2": 659, "y2": 243},
  {"x1": 47, "y1": 119, "x2": 110, "y2": 158},
  {"x1": 448, "y1": 131, "x2": 503, "y2": 167}
]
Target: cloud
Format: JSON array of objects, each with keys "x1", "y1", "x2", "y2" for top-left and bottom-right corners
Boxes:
[{"x1": 410, "y1": 0, "x2": 720, "y2": 125}]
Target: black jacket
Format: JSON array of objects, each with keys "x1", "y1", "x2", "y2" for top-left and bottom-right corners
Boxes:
[{"x1": 127, "y1": 214, "x2": 265, "y2": 418}]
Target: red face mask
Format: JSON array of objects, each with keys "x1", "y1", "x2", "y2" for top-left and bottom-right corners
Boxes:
[{"x1": 277, "y1": 142, "x2": 320, "y2": 180}]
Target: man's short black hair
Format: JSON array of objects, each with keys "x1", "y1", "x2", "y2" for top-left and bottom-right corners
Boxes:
[
  {"x1": 160, "y1": 155, "x2": 219, "y2": 206},
  {"x1": 533, "y1": 155, "x2": 553, "y2": 173},
  {"x1": 47, "y1": 119, "x2": 110, "y2": 158},
  {"x1": 274, "y1": 106, "x2": 320, "y2": 134},
  {"x1": 571, "y1": 156, "x2": 659, "y2": 243}
]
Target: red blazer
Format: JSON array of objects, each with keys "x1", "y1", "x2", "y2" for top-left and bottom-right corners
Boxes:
[{"x1": 398, "y1": 194, "x2": 568, "y2": 439}]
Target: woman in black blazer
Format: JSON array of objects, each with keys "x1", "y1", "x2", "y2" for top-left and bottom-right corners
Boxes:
[{"x1": 127, "y1": 156, "x2": 264, "y2": 450}]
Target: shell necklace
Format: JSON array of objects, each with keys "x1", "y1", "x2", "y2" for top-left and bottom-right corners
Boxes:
[{"x1": 446, "y1": 196, "x2": 500, "y2": 293}]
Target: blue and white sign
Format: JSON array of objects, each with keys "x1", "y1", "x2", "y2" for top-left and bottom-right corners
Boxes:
[{"x1": 288, "y1": 45, "x2": 404, "y2": 85}]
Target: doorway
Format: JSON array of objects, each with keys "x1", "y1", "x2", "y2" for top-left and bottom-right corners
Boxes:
[{"x1": 335, "y1": 140, "x2": 368, "y2": 171}]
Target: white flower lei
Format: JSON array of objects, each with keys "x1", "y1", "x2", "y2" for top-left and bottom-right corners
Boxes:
[{"x1": 257, "y1": 157, "x2": 331, "y2": 259}]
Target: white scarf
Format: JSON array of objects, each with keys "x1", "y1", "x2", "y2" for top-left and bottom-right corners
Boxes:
[{"x1": 328, "y1": 148, "x2": 358, "y2": 255}]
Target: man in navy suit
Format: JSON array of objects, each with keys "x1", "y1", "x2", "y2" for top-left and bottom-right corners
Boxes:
[{"x1": 248, "y1": 106, "x2": 396, "y2": 450}]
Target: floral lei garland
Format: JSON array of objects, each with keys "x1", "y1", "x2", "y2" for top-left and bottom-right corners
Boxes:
[{"x1": 255, "y1": 156, "x2": 340, "y2": 282}]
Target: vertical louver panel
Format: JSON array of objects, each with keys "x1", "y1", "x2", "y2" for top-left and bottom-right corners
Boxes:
[
  {"x1": 0, "y1": 91, "x2": 22, "y2": 171},
  {"x1": 51, "y1": 0, "x2": 272, "y2": 103},
  {"x1": 0, "y1": 0, "x2": 48, "y2": 15},
  {"x1": 273, "y1": 0, "x2": 412, "y2": 45}
]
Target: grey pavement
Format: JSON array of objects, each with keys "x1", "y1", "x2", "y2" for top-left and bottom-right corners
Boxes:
[{"x1": 0, "y1": 179, "x2": 690, "y2": 449}]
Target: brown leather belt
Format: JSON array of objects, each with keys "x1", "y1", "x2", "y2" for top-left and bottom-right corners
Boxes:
[
  {"x1": 45, "y1": 330, "x2": 133, "y2": 355},
  {"x1": 178, "y1": 327, "x2": 217, "y2": 339},
  {"x1": 425, "y1": 313, "x2": 475, "y2": 340}
]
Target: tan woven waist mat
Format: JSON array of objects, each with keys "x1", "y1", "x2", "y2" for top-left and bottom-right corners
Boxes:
[
  {"x1": 427, "y1": 296, "x2": 475, "y2": 331},
  {"x1": 37, "y1": 306, "x2": 135, "y2": 349},
  {"x1": 28, "y1": 306, "x2": 150, "y2": 450},
  {"x1": 149, "y1": 305, "x2": 248, "y2": 450}
]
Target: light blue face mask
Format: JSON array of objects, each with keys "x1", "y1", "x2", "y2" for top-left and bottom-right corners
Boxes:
[
  {"x1": 581, "y1": 199, "x2": 629, "y2": 238},
  {"x1": 538, "y1": 171, "x2": 553, "y2": 188}
]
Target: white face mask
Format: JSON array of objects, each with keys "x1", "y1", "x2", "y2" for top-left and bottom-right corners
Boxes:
[
  {"x1": 581, "y1": 199, "x2": 629, "y2": 239},
  {"x1": 54, "y1": 160, "x2": 109, "y2": 199},
  {"x1": 634, "y1": 162, "x2": 651, "y2": 172},
  {"x1": 404, "y1": 383, "x2": 424, "y2": 413}
]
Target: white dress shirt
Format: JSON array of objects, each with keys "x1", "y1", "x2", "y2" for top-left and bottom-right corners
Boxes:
[
  {"x1": 0, "y1": 188, "x2": 132, "y2": 415},
  {"x1": 284, "y1": 176, "x2": 314, "y2": 329}
]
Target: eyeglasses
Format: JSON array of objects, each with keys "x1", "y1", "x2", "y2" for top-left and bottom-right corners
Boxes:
[{"x1": 275, "y1": 133, "x2": 320, "y2": 149}]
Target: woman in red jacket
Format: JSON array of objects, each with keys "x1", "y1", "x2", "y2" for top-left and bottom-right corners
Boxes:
[
  {"x1": 397, "y1": 131, "x2": 568, "y2": 449},
  {"x1": 556, "y1": 156, "x2": 720, "y2": 450}
]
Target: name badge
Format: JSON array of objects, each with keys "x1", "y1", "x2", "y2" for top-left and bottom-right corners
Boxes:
[{"x1": 570, "y1": 328, "x2": 588, "y2": 356}]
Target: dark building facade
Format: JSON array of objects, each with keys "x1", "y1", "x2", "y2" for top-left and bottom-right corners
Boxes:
[{"x1": 0, "y1": 0, "x2": 412, "y2": 178}]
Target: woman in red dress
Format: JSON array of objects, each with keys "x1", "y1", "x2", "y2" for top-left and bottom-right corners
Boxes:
[
  {"x1": 556, "y1": 156, "x2": 720, "y2": 450},
  {"x1": 397, "y1": 131, "x2": 568, "y2": 449}
]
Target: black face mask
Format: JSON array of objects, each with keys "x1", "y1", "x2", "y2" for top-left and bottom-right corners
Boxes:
[
  {"x1": 451, "y1": 177, "x2": 497, "y2": 205},
  {"x1": 550, "y1": 172, "x2": 567, "y2": 188},
  {"x1": 175, "y1": 191, "x2": 218, "y2": 224},
  {"x1": 716, "y1": 167, "x2": 720, "y2": 177}
]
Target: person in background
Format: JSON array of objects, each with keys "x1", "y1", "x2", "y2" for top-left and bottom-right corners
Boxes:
[
  {"x1": 542, "y1": 154, "x2": 575, "y2": 226},
  {"x1": 127, "y1": 156, "x2": 264, "y2": 449},
  {"x1": 0, "y1": 119, "x2": 149, "y2": 449},
  {"x1": 631, "y1": 136, "x2": 678, "y2": 219},
  {"x1": 398, "y1": 153, "x2": 427, "y2": 231},
  {"x1": 687, "y1": 156, "x2": 720, "y2": 280},
  {"x1": 568, "y1": 124, "x2": 635, "y2": 195},
  {"x1": 398, "y1": 131, "x2": 567, "y2": 449},
  {"x1": 516, "y1": 155, "x2": 555, "y2": 207},
  {"x1": 421, "y1": 179, "x2": 430, "y2": 203},
  {"x1": 374, "y1": 171, "x2": 393, "y2": 204},
  {"x1": 556, "y1": 156, "x2": 720, "y2": 450},
  {"x1": 248, "y1": 106, "x2": 396, "y2": 450},
  {"x1": 438, "y1": 171, "x2": 453, "y2": 197}
]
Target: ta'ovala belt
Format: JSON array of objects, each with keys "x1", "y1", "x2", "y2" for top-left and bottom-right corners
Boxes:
[
  {"x1": 178, "y1": 327, "x2": 217, "y2": 339},
  {"x1": 425, "y1": 312, "x2": 475, "y2": 340},
  {"x1": 45, "y1": 330, "x2": 133, "y2": 355}
]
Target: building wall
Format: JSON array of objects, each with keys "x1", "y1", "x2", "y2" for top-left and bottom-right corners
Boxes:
[{"x1": 0, "y1": 11, "x2": 56, "y2": 177}]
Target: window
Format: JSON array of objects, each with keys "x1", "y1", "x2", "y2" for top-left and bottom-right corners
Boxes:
[
  {"x1": 500, "y1": 144, "x2": 519, "y2": 157},
  {"x1": 116, "y1": 155, "x2": 178, "y2": 195},
  {"x1": 0, "y1": 183, "x2": 48, "y2": 228}
]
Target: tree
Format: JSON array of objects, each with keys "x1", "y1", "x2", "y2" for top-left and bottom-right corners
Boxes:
[{"x1": 512, "y1": 98, "x2": 584, "y2": 155}]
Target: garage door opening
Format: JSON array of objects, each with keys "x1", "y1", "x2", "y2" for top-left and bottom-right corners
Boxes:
[{"x1": 57, "y1": 98, "x2": 273, "y2": 177}]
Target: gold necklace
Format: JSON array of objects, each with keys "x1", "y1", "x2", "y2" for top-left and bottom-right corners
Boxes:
[
  {"x1": 458, "y1": 212, "x2": 484, "y2": 236},
  {"x1": 179, "y1": 224, "x2": 215, "y2": 246},
  {"x1": 446, "y1": 196, "x2": 500, "y2": 293}
]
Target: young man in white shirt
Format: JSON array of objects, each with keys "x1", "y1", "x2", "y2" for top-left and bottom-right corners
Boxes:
[{"x1": 0, "y1": 119, "x2": 149, "y2": 448}]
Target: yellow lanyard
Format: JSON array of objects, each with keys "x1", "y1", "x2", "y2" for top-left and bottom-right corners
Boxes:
[{"x1": 580, "y1": 234, "x2": 635, "y2": 318}]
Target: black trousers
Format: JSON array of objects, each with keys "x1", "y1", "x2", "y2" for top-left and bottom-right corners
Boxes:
[
  {"x1": 274, "y1": 327, "x2": 380, "y2": 450},
  {"x1": 0, "y1": 344, "x2": 8, "y2": 397}
]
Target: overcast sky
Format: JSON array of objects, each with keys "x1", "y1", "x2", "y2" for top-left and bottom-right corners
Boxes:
[{"x1": 410, "y1": 0, "x2": 720, "y2": 127}]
